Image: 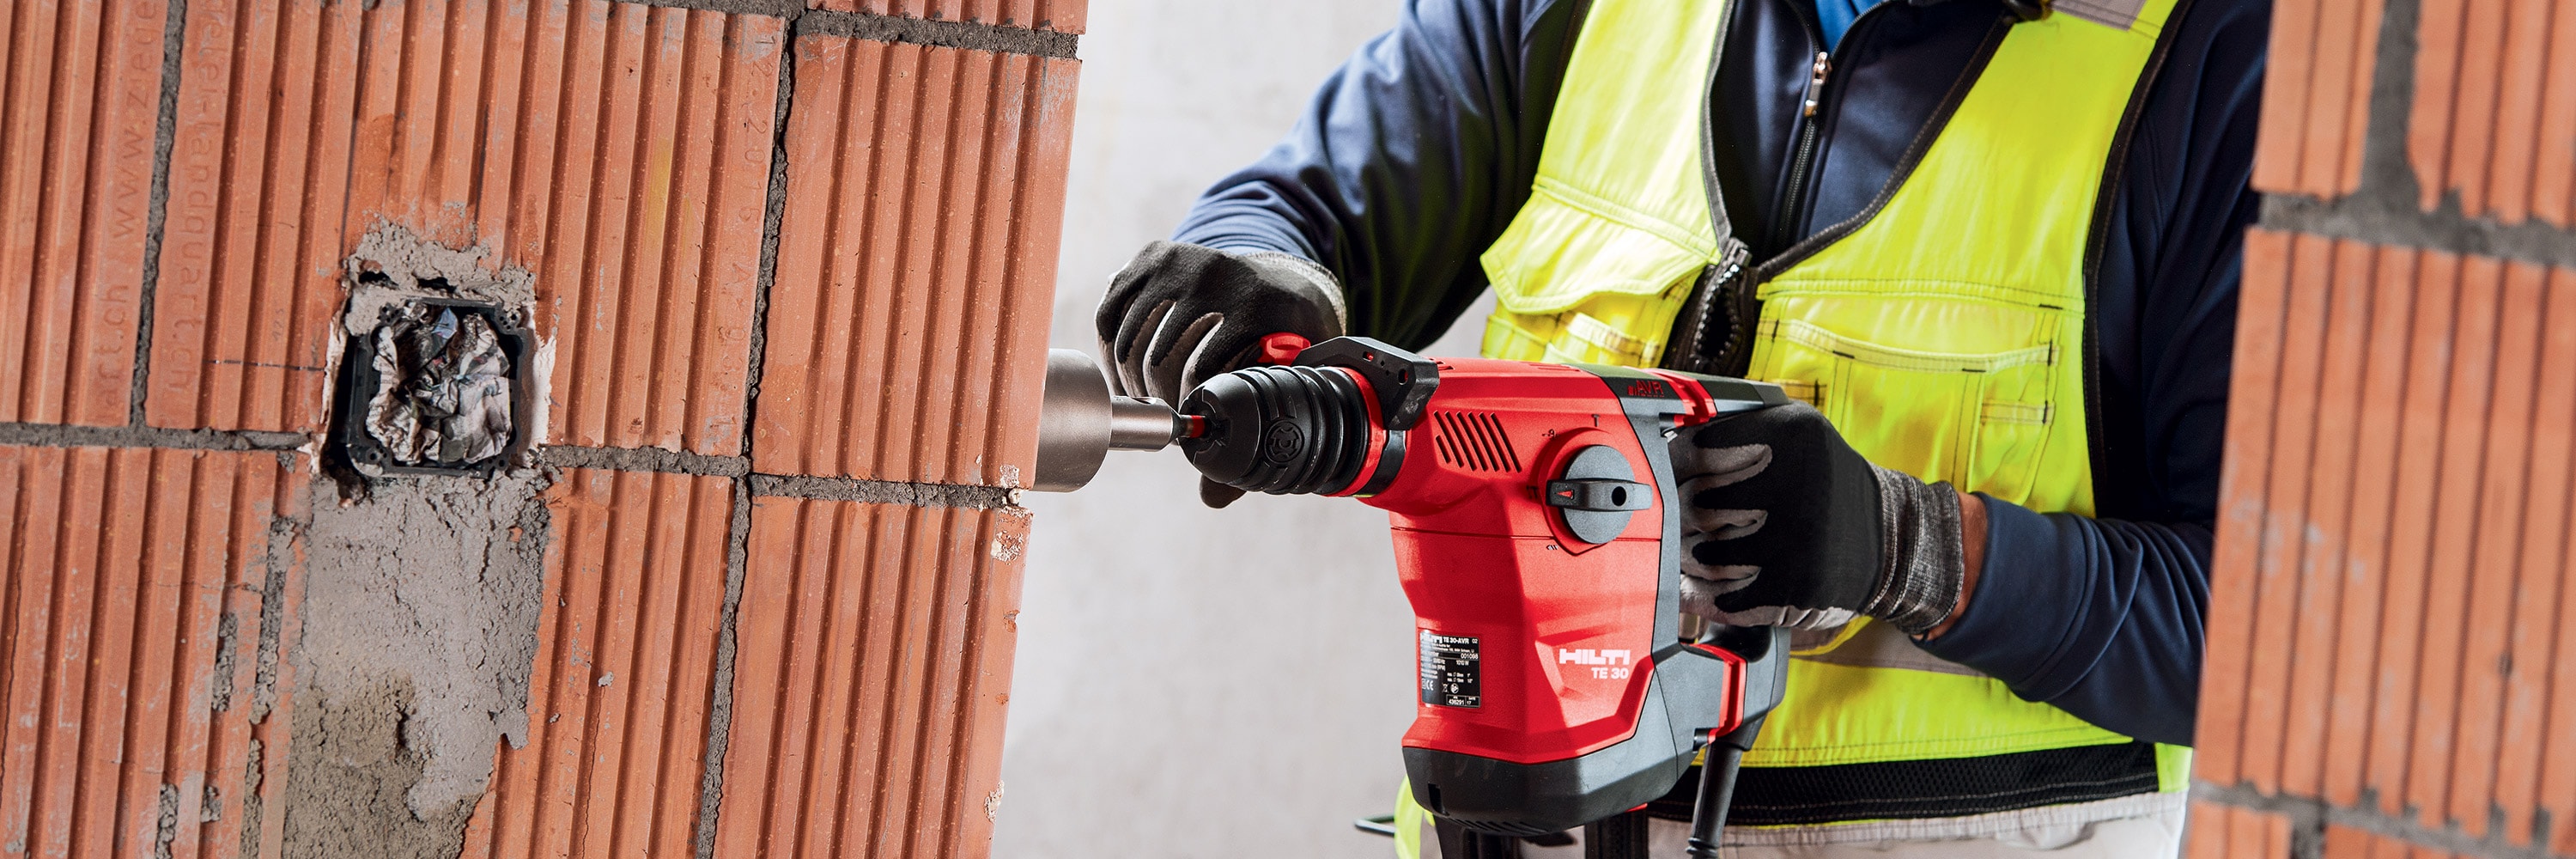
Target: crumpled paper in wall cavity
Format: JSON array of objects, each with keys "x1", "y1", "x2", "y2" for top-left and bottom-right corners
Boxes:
[{"x1": 366, "y1": 306, "x2": 513, "y2": 466}]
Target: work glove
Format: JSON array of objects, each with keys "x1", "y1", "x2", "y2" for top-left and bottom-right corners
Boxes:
[
  {"x1": 1673, "y1": 403, "x2": 1967, "y2": 636},
  {"x1": 1095, "y1": 241, "x2": 1346, "y2": 507}
]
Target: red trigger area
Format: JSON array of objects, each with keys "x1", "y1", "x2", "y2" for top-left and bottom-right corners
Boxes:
[{"x1": 1258, "y1": 332, "x2": 1311, "y2": 365}]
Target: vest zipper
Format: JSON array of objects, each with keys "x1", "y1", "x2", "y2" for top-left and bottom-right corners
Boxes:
[
  {"x1": 1772, "y1": 51, "x2": 1832, "y2": 254},
  {"x1": 1674, "y1": 240, "x2": 1753, "y2": 375},
  {"x1": 1801, "y1": 51, "x2": 1832, "y2": 117},
  {"x1": 1710, "y1": 2, "x2": 1906, "y2": 376},
  {"x1": 1743, "y1": 52, "x2": 1828, "y2": 367}
]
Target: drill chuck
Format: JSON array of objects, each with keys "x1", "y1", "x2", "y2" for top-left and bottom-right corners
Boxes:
[
  {"x1": 1030, "y1": 337, "x2": 1437, "y2": 495},
  {"x1": 1177, "y1": 364, "x2": 1378, "y2": 497}
]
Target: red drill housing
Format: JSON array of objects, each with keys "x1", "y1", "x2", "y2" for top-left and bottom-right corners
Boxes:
[{"x1": 1178, "y1": 337, "x2": 1791, "y2": 836}]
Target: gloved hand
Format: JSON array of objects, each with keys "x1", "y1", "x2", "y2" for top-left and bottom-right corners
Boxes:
[
  {"x1": 1673, "y1": 403, "x2": 1968, "y2": 636},
  {"x1": 1096, "y1": 241, "x2": 1346, "y2": 507}
]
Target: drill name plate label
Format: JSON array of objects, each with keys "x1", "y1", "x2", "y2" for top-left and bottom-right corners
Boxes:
[
  {"x1": 1419, "y1": 631, "x2": 1481, "y2": 708},
  {"x1": 1556, "y1": 647, "x2": 1635, "y2": 679}
]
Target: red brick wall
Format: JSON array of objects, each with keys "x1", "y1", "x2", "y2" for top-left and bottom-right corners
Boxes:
[
  {"x1": 0, "y1": 2, "x2": 1077, "y2": 857},
  {"x1": 2195, "y1": 1, "x2": 2576, "y2": 856}
]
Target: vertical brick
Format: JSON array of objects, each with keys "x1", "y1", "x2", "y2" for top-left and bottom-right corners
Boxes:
[
  {"x1": 2437, "y1": 0, "x2": 2509, "y2": 217},
  {"x1": 2408, "y1": 0, "x2": 2469, "y2": 211},
  {"x1": 2366, "y1": 249, "x2": 2460, "y2": 814},
  {"x1": 2321, "y1": 823, "x2": 2371, "y2": 859},
  {"x1": 2295, "y1": 0, "x2": 2379, "y2": 198},
  {"x1": 460, "y1": 469, "x2": 733, "y2": 859},
  {"x1": 2443, "y1": 259, "x2": 2550, "y2": 838},
  {"x1": 149, "y1": 0, "x2": 779, "y2": 453},
  {"x1": 2185, "y1": 800, "x2": 2229, "y2": 859},
  {"x1": 1042, "y1": 0, "x2": 1084, "y2": 33},
  {"x1": 2251, "y1": 0, "x2": 2320, "y2": 195},
  {"x1": 2323, "y1": 244, "x2": 2423, "y2": 807},
  {"x1": 754, "y1": 34, "x2": 1077, "y2": 485},
  {"x1": 2481, "y1": 2, "x2": 2556, "y2": 224},
  {"x1": 0, "y1": 446, "x2": 303, "y2": 859},
  {"x1": 947, "y1": 509, "x2": 1026, "y2": 859},
  {"x1": 149, "y1": 0, "x2": 358, "y2": 432},
  {"x1": 2330, "y1": 0, "x2": 2385, "y2": 199},
  {"x1": 2184, "y1": 801, "x2": 2293, "y2": 859},
  {"x1": 2252, "y1": 0, "x2": 2384, "y2": 199},
  {"x1": 2281, "y1": 239, "x2": 2378, "y2": 798},
  {"x1": 2532, "y1": 5, "x2": 2576, "y2": 227},
  {"x1": 554, "y1": 4, "x2": 655, "y2": 453},
  {"x1": 2200, "y1": 228, "x2": 2297, "y2": 789},
  {"x1": 2494, "y1": 265, "x2": 2576, "y2": 847},
  {"x1": 716, "y1": 499, "x2": 1030, "y2": 859},
  {"x1": 2242, "y1": 232, "x2": 2339, "y2": 794},
  {"x1": 2237, "y1": 806, "x2": 2291, "y2": 859},
  {"x1": 2543, "y1": 282, "x2": 2576, "y2": 858},
  {"x1": 2404, "y1": 254, "x2": 2506, "y2": 831},
  {"x1": 525, "y1": 4, "x2": 780, "y2": 456},
  {"x1": 0, "y1": 0, "x2": 162, "y2": 427},
  {"x1": 2403, "y1": 0, "x2": 2576, "y2": 225}
]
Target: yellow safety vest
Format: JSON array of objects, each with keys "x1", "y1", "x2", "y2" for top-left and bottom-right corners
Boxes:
[{"x1": 1400, "y1": 0, "x2": 2191, "y2": 846}]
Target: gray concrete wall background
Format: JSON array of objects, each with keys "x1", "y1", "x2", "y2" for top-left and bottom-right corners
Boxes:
[{"x1": 1001, "y1": 2, "x2": 1497, "y2": 855}]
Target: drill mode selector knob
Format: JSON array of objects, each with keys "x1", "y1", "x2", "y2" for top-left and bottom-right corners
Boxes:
[{"x1": 1546, "y1": 445, "x2": 1652, "y2": 545}]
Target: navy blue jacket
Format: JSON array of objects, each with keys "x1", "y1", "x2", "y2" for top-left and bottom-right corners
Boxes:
[{"x1": 1170, "y1": 0, "x2": 2266, "y2": 746}]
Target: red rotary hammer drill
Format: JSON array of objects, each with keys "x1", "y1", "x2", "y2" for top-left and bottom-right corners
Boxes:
[{"x1": 1036, "y1": 335, "x2": 1792, "y2": 852}]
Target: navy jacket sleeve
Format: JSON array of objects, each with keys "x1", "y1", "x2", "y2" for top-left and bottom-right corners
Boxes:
[
  {"x1": 1170, "y1": 0, "x2": 1580, "y2": 350},
  {"x1": 1916, "y1": 0, "x2": 2269, "y2": 747}
]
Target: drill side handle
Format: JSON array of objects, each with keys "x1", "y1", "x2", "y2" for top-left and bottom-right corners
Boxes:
[
  {"x1": 1684, "y1": 715, "x2": 1765, "y2": 859},
  {"x1": 1684, "y1": 624, "x2": 1790, "y2": 858}
]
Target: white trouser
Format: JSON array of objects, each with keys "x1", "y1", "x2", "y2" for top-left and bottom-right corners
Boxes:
[
  {"x1": 1643, "y1": 801, "x2": 2185, "y2": 858},
  {"x1": 1491, "y1": 795, "x2": 2186, "y2": 859}
]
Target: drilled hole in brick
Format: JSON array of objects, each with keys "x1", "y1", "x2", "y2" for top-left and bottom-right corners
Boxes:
[
  {"x1": 328, "y1": 299, "x2": 532, "y2": 479},
  {"x1": 322, "y1": 225, "x2": 544, "y2": 499}
]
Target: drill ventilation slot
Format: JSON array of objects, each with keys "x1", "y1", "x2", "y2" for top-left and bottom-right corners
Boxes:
[{"x1": 1432, "y1": 411, "x2": 1522, "y2": 472}]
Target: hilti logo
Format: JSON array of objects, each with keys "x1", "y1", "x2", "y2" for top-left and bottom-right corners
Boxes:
[{"x1": 1556, "y1": 649, "x2": 1633, "y2": 667}]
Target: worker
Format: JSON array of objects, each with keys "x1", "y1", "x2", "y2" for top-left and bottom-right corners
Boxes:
[{"x1": 1096, "y1": 0, "x2": 2263, "y2": 855}]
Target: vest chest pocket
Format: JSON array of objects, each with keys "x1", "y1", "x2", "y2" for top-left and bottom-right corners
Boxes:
[
  {"x1": 1747, "y1": 304, "x2": 2069, "y2": 504},
  {"x1": 1477, "y1": 179, "x2": 1732, "y2": 365}
]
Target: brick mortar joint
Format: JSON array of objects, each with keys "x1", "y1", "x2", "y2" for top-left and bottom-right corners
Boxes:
[
  {"x1": 693, "y1": 476, "x2": 755, "y2": 859},
  {"x1": 691, "y1": 29, "x2": 799, "y2": 857},
  {"x1": 598, "y1": 0, "x2": 1080, "y2": 59},
  {"x1": 796, "y1": 7, "x2": 1078, "y2": 59},
  {"x1": 0, "y1": 431, "x2": 1032, "y2": 510},
  {"x1": 0, "y1": 422, "x2": 307, "y2": 452},
  {"x1": 2260, "y1": 194, "x2": 2576, "y2": 271},
  {"x1": 538, "y1": 444, "x2": 751, "y2": 478},
  {"x1": 2192, "y1": 782, "x2": 2561, "y2": 859},
  {"x1": 2258, "y1": 0, "x2": 2576, "y2": 270},
  {"x1": 534, "y1": 447, "x2": 1029, "y2": 508},
  {"x1": 131, "y1": 0, "x2": 189, "y2": 427},
  {"x1": 747, "y1": 472, "x2": 1025, "y2": 509}
]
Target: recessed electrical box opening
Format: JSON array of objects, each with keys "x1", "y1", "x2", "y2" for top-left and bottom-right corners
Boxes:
[{"x1": 327, "y1": 281, "x2": 534, "y2": 478}]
